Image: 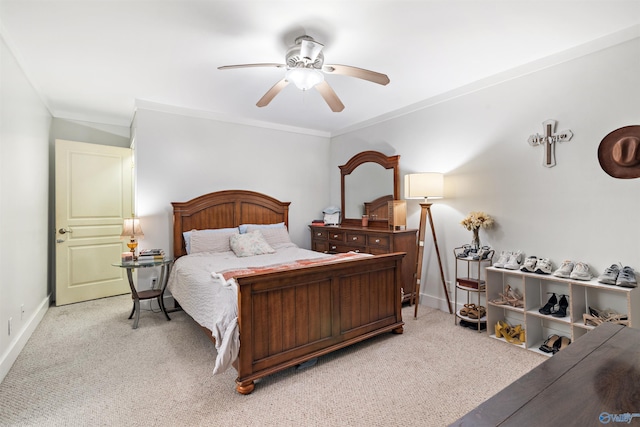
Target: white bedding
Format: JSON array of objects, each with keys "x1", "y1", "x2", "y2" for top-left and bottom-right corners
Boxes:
[{"x1": 167, "y1": 242, "x2": 334, "y2": 374}]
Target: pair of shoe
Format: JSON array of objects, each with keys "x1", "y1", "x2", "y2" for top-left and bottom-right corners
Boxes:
[
  {"x1": 459, "y1": 303, "x2": 475, "y2": 316},
  {"x1": 494, "y1": 250, "x2": 522, "y2": 270},
  {"x1": 583, "y1": 306, "x2": 629, "y2": 327},
  {"x1": 553, "y1": 260, "x2": 593, "y2": 281},
  {"x1": 539, "y1": 334, "x2": 571, "y2": 354},
  {"x1": 521, "y1": 256, "x2": 553, "y2": 274},
  {"x1": 495, "y1": 320, "x2": 525, "y2": 345},
  {"x1": 459, "y1": 319, "x2": 487, "y2": 331},
  {"x1": 459, "y1": 303, "x2": 486, "y2": 319},
  {"x1": 539, "y1": 293, "x2": 569, "y2": 317},
  {"x1": 472, "y1": 246, "x2": 493, "y2": 260},
  {"x1": 456, "y1": 244, "x2": 473, "y2": 258},
  {"x1": 598, "y1": 264, "x2": 638, "y2": 288},
  {"x1": 490, "y1": 285, "x2": 524, "y2": 308}
]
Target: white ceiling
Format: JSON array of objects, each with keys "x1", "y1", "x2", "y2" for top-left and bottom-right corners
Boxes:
[{"x1": 1, "y1": 1, "x2": 639, "y2": 136}]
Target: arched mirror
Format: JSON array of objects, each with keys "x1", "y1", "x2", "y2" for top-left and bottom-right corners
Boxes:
[{"x1": 340, "y1": 151, "x2": 400, "y2": 228}]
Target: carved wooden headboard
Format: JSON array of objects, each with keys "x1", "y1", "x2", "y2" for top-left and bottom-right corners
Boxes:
[
  {"x1": 364, "y1": 194, "x2": 393, "y2": 220},
  {"x1": 171, "y1": 190, "x2": 290, "y2": 259}
]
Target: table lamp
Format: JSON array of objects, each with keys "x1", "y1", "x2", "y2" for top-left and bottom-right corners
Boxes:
[{"x1": 121, "y1": 218, "x2": 144, "y2": 259}]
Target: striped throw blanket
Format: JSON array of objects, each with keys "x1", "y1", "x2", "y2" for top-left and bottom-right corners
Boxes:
[{"x1": 219, "y1": 251, "x2": 369, "y2": 281}]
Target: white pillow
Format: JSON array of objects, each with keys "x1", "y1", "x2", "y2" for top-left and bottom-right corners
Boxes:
[
  {"x1": 230, "y1": 230, "x2": 275, "y2": 257},
  {"x1": 189, "y1": 228, "x2": 239, "y2": 254},
  {"x1": 245, "y1": 225, "x2": 292, "y2": 248},
  {"x1": 183, "y1": 227, "x2": 238, "y2": 254},
  {"x1": 238, "y1": 222, "x2": 285, "y2": 234}
]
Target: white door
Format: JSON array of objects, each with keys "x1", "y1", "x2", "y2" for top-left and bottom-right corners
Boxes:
[{"x1": 55, "y1": 139, "x2": 133, "y2": 305}]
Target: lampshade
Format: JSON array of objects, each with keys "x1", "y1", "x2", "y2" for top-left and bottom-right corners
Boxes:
[
  {"x1": 404, "y1": 173, "x2": 444, "y2": 201},
  {"x1": 120, "y1": 218, "x2": 144, "y2": 239},
  {"x1": 285, "y1": 68, "x2": 324, "y2": 91}
]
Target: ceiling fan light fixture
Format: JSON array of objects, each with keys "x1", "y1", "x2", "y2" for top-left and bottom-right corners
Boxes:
[{"x1": 285, "y1": 68, "x2": 324, "y2": 91}]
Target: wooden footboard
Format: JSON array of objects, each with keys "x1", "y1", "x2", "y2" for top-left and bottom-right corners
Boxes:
[{"x1": 234, "y1": 253, "x2": 405, "y2": 394}]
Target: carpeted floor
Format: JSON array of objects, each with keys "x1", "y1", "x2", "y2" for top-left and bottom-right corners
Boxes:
[{"x1": 0, "y1": 295, "x2": 546, "y2": 426}]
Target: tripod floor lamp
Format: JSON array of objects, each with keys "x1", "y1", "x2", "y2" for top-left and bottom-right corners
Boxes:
[{"x1": 405, "y1": 173, "x2": 452, "y2": 317}]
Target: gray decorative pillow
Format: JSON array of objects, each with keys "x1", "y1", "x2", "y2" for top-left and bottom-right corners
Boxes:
[
  {"x1": 183, "y1": 227, "x2": 238, "y2": 254},
  {"x1": 244, "y1": 225, "x2": 292, "y2": 247},
  {"x1": 189, "y1": 228, "x2": 238, "y2": 254},
  {"x1": 230, "y1": 230, "x2": 275, "y2": 257}
]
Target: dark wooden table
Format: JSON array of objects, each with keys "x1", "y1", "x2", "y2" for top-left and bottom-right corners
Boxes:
[{"x1": 451, "y1": 323, "x2": 640, "y2": 426}]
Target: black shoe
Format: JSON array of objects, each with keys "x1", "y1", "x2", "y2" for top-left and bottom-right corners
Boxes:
[
  {"x1": 539, "y1": 334, "x2": 560, "y2": 353},
  {"x1": 553, "y1": 336, "x2": 571, "y2": 353},
  {"x1": 459, "y1": 319, "x2": 486, "y2": 330},
  {"x1": 552, "y1": 294, "x2": 569, "y2": 318},
  {"x1": 539, "y1": 293, "x2": 557, "y2": 315}
]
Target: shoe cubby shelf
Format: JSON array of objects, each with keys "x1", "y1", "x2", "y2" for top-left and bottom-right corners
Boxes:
[
  {"x1": 485, "y1": 266, "x2": 640, "y2": 356},
  {"x1": 453, "y1": 247, "x2": 494, "y2": 332}
]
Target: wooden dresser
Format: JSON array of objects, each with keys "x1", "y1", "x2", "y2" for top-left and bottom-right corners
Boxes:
[{"x1": 309, "y1": 224, "x2": 418, "y2": 303}]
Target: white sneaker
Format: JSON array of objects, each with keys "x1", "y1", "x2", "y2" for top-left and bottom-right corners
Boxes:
[
  {"x1": 570, "y1": 261, "x2": 592, "y2": 281},
  {"x1": 504, "y1": 251, "x2": 522, "y2": 270},
  {"x1": 598, "y1": 264, "x2": 621, "y2": 285},
  {"x1": 553, "y1": 260, "x2": 574, "y2": 278},
  {"x1": 616, "y1": 266, "x2": 638, "y2": 288},
  {"x1": 494, "y1": 251, "x2": 509, "y2": 268},
  {"x1": 520, "y1": 256, "x2": 537, "y2": 273},
  {"x1": 535, "y1": 258, "x2": 553, "y2": 275}
]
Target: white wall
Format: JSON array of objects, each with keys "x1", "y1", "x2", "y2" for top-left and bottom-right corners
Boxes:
[
  {"x1": 132, "y1": 108, "x2": 331, "y2": 288},
  {"x1": 0, "y1": 36, "x2": 51, "y2": 381},
  {"x1": 331, "y1": 37, "x2": 640, "y2": 311}
]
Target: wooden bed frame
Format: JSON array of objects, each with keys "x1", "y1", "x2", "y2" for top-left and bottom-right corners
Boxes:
[{"x1": 172, "y1": 190, "x2": 405, "y2": 394}]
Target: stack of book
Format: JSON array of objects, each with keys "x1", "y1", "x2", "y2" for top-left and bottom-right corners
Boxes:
[{"x1": 138, "y1": 248, "x2": 165, "y2": 263}]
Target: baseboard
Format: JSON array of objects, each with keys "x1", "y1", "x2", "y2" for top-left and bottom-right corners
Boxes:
[
  {"x1": 416, "y1": 292, "x2": 453, "y2": 314},
  {"x1": 0, "y1": 295, "x2": 50, "y2": 383}
]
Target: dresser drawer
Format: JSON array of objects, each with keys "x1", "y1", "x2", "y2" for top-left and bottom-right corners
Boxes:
[
  {"x1": 312, "y1": 240, "x2": 330, "y2": 253},
  {"x1": 329, "y1": 243, "x2": 366, "y2": 254},
  {"x1": 328, "y1": 230, "x2": 346, "y2": 242},
  {"x1": 345, "y1": 232, "x2": 366, "y2": 246},
  {"x1": 312, "y1": 229, "x2": 329, "y2": 240},
  {"x1": 368, "y1": 234, "x2": 390, "y2": 250}
]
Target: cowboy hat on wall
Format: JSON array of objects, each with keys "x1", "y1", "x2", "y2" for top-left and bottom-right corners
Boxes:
[{"x1": 598, "y1": 125, "x2": 640, "y2": 179}]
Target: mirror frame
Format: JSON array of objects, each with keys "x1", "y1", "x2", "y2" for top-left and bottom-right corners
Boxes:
[{"x1": 340, "y1": 151, "x2": 400, "y2": 228}]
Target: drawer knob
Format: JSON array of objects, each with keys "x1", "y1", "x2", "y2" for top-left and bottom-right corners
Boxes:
[
  {"x1": 331, "y1": 245, "x2": 336, "y2": 250},
  {"x1": 352, "y1": 237, "x2": 358, "y2": 241},
  {"x1": 317, "y1": 232, "x2": 322, "y2": 236},
  {"x1": 333, "y1": 234, "x2": 338, "y2": 238},
  {"x1": 375, "y1": 239, "x2": 380, "y2": 243}
]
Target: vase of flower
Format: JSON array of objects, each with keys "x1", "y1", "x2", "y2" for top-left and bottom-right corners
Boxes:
[
  {"x1": 471, "y1": 228, "x2": 480, "y2": 250},
  {"x1": 461, "y1": 211, "x2": 494, "y2": 251}
]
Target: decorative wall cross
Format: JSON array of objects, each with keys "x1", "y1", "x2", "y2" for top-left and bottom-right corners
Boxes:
[{"x1": 528, "y1": 119, "x2": 573, "y2": 168}]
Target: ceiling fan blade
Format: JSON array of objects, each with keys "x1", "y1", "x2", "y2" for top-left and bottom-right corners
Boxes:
[
  {"x1": 256, "y1": 78, "x2": 289, "y2": 107},
  {"x1": 322, "y1": 64, "x2": 390, "y2": 85},
  {"x1": 315, "y1": 81, "x2": 345, "y2": 112},
  {"x1": 300, "y1": 38, "x2": 324, "y2": 62},
  {"x1": 218, "y1": 63, "x2": 285, "y2": 70}
]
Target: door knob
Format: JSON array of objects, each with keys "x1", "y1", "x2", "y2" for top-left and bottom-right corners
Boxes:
[{"x1": 58, "y1": 228, "x2": 72, "y2": 234}]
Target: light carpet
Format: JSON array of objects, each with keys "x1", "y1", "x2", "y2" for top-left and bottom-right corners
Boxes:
[{"x1": 0, "y1": 295, "x2": 546, "y2": 426}]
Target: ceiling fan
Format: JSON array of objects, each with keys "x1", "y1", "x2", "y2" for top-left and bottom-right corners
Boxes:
[{"x1": 218, "y1": 35, "x2": 390, "y2": 112}]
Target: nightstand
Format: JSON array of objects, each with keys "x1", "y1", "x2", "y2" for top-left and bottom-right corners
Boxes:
[{"x1": 112, "y1": 259, "x2": 173, "y2": 329}]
